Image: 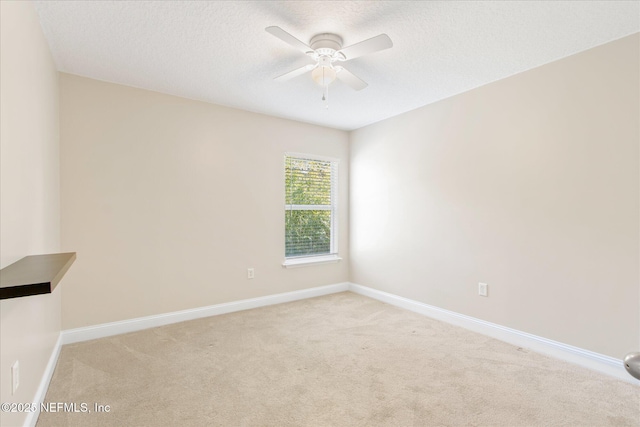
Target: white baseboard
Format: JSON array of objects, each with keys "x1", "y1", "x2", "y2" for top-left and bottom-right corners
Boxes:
[
  {"x1": 24, "y1": 333, "x2": 63, "y2": 427},
  {"x1": 348, "y1": 283, "x2": 634, "y2": 384},
  {"x1": 56, "y1": 281, "x2": 633, "y2": 385},
  {"x1": 61, "y1": 282, "x2": 350, "y2": 345}
]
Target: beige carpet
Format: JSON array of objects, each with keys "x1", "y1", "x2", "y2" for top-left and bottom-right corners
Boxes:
[{"x1": 37, "y1": 292, "x2": 639, "y2": 426}]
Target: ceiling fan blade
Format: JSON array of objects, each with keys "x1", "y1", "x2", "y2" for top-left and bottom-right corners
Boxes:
[
  {"x1": 337, "y1": 34, "x2": 393, "y2": 61},
  {"x1": 266, "y1": 26, "x2": 313, "y2": 55},
  {"x1": 335, "y1": 67, "x2": 368, "y2": 91},
  {"x1": 274, "y1": 64, "x2": 316, "y2": 82}
]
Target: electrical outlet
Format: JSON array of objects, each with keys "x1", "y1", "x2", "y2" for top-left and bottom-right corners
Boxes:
[
  {"x1": 11, "y1": 360, "x2": 19, "y2": 395},
  {"x1": 247, "y1": 268, "x2": 255, "y2": 279},
  {"x1": 478, "y1": 283, "x2": 488, "y2": 297}
]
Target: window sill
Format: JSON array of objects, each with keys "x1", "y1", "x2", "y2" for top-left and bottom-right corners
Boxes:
[{"x1": 282, "y1": 255, "x2": 342, "y2": 268}]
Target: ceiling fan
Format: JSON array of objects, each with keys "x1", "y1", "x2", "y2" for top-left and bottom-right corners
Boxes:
[{"x1": 266, "y1": 26, "x2": 393, "y2": 104}]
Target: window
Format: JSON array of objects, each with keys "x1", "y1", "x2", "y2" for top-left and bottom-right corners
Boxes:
[{"x1": 283, "y1": 154, "x2": 340, "y2": 267}]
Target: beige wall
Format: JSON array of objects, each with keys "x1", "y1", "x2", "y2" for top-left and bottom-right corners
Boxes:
[
  {"x1": 60, "y1": 74, "x2": 349, "y2": 329},
  {"x1": 350, "y1": 34, "x2": 640, "y2": 359},
  {"x1": 0, "y1": 2, "x2": 61, "y2": 426}
]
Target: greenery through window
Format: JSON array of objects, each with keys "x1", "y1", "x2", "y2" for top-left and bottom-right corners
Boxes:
[{"x1": 285, "y1": 155, "x2": 337, "y2": 258}]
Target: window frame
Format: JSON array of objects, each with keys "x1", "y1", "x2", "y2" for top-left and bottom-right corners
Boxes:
[{"x1": 282, "y1": 152, "x2": 341, "y2": 268}]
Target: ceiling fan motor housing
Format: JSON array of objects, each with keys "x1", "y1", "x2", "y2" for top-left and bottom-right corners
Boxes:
[{"x1": 310, "y1": 33, "x2": 343, "y2": 56}]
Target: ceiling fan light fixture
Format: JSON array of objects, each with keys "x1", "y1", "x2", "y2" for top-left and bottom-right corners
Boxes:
[{"x1": 311, "y1": 66, "x2": 336, "y2": 86}]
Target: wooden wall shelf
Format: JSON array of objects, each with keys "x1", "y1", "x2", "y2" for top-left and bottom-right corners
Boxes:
[{"x1": 0, "y1": 253, "x2": 76, "y2": 300}]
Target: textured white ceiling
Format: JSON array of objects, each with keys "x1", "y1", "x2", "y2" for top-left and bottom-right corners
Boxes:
[{"x1": 34, "y1": 1, "x2": 639, "y2": 131}]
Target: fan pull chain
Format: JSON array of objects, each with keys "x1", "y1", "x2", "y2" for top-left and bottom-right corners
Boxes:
[{"x1": 323, "y1": 84, "x2": 329, "y2": 109}]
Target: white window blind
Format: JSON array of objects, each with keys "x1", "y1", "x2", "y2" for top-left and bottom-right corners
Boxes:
[{"x1": 285, "y1": 154, "x2": 338, "y2": 259}]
